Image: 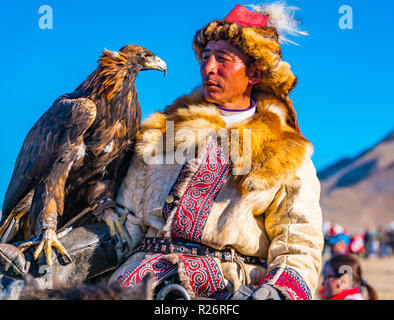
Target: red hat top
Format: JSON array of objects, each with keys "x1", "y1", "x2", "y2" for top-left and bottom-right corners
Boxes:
[{"x1": 224, "y1": 4, "x2": 268, "y2": 28}]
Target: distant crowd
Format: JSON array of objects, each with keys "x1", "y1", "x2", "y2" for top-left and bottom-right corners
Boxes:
[{"x1": 322, "y1": 221, "x2": 394, "y2": 258}]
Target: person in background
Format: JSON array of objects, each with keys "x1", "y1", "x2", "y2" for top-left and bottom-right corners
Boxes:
[
  {"x1": 388, "y1": 226, "x2": 394, "y2": 255},
  {"x1": 363, "y1": 227, "x2": 372, "y2": 259},
  {"x1": 329, "y1": 222, "x2": 344, "y2": 237},
  {"x1": 348, "y1": 232, "x2": 365, "y2": 257},
  {"x1": 322, "y1": 254, "x2": 378, "y2": 300},
  {"x1": 327, "y1": 233, "x2": 351, "y2": 256},
  {"x1": 376, "y1": 226, "x2": 392, "y2": 258},
  {"x1": 317, "y1": 233, "x2": 351, "y2": 299}
]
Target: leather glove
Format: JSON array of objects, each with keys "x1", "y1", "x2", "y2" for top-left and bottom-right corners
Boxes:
[
  {"x1": 229, "y1": 284, "x2": 286, "y2": 300},
  {"x1": 250, "y1": 284, "x2": 286, "y2": 300}
]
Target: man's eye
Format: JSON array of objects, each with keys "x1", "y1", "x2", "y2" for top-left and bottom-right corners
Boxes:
[{"x1": 216, "y1": 55, "x2": 229, "y2": 62}]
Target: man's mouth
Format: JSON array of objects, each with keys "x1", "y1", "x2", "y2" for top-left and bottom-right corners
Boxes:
[{"x1": 203, "y1": 80, "x2": 220, "y2": 88}]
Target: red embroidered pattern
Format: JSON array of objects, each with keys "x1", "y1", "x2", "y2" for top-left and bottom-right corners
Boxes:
[
  {"x1": 118, "y1": 137, "x2": 230, "y2": 298},
  {"x1": 118, "y1": 253, "x2": 177, "y2": 287},
  {"x1": 260, "y1": 267, "x2": 312, "y2": 300},
  {"x1": 118, "y1": 253, "x2": 227, "y2": 299},
  {"x1": 171, "y1": 137, "x2": 230, "y2": 241},
  {"x1": 178, "y1": 255, "x2": 227, "y2": 299}
]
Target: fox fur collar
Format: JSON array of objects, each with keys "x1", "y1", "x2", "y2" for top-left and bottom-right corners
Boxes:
[{"x1": 136, "y1": 88, "x2": 313, "y2": 194}]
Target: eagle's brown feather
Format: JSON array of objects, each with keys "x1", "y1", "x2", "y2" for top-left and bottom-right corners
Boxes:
[{"x1": 0, "y1": 45, "x2": 166, "y2": 243}]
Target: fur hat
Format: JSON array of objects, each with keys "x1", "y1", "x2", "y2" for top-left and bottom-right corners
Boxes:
[{"x1": 193, "y1": 2, "x2": 307, "y2": 98}]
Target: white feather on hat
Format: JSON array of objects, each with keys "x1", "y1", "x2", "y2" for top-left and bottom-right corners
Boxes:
[{"x1": 246, "y1": 1, "x2": 308, "y2": 45}]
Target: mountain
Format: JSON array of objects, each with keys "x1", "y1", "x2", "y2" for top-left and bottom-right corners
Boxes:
[{"x1": 318, "y1": 130, "x2": 394, "y2": 232}]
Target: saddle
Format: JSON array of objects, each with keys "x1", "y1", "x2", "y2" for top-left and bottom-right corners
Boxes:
[{"x1": 0, "y1": 223, "x2": 119, "y2": 283}]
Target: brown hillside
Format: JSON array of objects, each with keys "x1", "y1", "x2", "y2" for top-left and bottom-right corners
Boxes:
[{"x1": 318, "y1": 131, "x2": 394, "y2": 232}]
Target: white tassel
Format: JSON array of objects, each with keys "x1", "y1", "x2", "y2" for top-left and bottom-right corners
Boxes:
[{"x1": 245, "y1": 1, "x2": 308, "y2": 45}]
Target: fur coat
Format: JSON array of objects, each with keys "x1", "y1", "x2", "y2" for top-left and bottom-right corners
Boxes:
[{"x1": 109, "y1": 88, "x2": 324, "y2": 300}]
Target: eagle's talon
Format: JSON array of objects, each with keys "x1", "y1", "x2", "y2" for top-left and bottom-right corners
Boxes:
[
  {"x1": 61, "y1": 252, "x2": 72, "y2": 265},
  {"x1": 114, "y1": 218, "x2": 127, "y2": 245},
  {"x1": 104, "y1": 218, "x2": 116, "y2": 238},
  {"x1": 18, "y1": 241, "x2": 39, "y2": 253},
  {"x1": 103, "y1": 208, "x2": 130, "y2": 250},
  {"x1": 33, "y1": 228, "x2": 70, "y2": 266}
]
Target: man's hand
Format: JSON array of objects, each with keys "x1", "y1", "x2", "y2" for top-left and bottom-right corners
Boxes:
[
  {"x1": 250, "y1": 284, "x2": 286, "y2": 300},
  {"x1": 229, "y1": 284, "x2": 286, "y2": 300}
]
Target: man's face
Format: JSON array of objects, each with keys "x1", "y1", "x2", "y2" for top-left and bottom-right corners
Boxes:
[{"x1": 200, "y1": 40, "x2": 258, "y2": 106}]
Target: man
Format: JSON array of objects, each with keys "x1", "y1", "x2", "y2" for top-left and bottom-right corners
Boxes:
[
  {"x1": 107, "y1": 3, "x2": 324, "y2": 300},
  {"x1": 0, "y1": 3, "x2": 323, "y2": 300}
]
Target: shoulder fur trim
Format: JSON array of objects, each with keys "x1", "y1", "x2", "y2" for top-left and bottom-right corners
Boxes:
[{"x1": 137, "y1": 88, "x2": 313, "y2": 193}]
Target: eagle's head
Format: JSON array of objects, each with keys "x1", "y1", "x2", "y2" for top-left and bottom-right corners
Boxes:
[
  {"x1": 118, "y1": 44, "x2": 167, "y2": 76},
  {"x1": 84, "y1": 45, "x2": 167, "y2": 101}
]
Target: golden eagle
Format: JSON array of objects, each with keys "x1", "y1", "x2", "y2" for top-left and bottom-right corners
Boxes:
[{"x1": 0, "y1": 45, "x2": 167, "y2": 265}]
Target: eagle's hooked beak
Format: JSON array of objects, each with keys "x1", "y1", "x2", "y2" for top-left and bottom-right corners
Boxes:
[{"x1": 143, "y1": 56, "x2": 168, "y2": 77}]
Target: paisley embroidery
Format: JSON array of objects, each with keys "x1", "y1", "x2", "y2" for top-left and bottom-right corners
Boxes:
[
  {"x1": 118, "y1": 253, "x2": 177, "y2": 287},
  {"x1": 171, "y1": 136, "x2": 230, "y2": 241},
  {"x1": 119, "y1": 137, "x2": 230, "y2": 299},
  {"x1": 260, "y1": 267, "x2": 312, "y2": 300},
  {"x1": 178, "y1": 255, "x2": 228, "y2": 299},
  {"x1": 118, "y1": 253, "x2": 228, "y2": 299}
]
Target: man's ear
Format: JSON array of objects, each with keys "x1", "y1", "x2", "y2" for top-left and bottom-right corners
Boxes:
[{"x1": 248, "y1": 67, "x2": 262, "y2": 85}]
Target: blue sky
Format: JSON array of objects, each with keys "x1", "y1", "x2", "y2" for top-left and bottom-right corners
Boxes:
[{"x1": 0, "y1": 0, "x2": 393, "y2": 208}]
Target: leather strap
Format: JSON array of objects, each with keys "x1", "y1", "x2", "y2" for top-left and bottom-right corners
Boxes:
[{"x1": 134, "y1": 237, "x2": 267, "y2": 268}]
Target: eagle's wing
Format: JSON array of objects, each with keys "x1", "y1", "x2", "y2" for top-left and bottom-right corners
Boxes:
[{"x1": 1, "y1": 97, "x2": 97, "y2": 224}]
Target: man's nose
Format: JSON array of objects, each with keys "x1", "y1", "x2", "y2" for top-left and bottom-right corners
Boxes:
[{"x1": 203, "y1": 55, "x2": 217, "y2": 75}]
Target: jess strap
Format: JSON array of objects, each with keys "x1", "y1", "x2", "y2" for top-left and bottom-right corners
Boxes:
[{"x1": 134, "y1": 237, "x2": 267, "y2": 268}]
